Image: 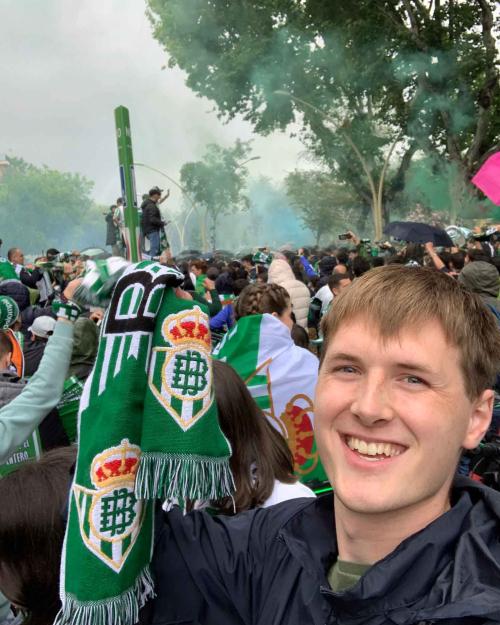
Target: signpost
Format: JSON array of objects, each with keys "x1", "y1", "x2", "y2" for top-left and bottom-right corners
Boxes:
[{"x1": 114, "y1": 106, "x2": 141, "y2": 262}]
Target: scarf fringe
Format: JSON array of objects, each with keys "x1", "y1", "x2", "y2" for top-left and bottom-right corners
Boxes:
[
  {"x1": 135, "y1": 453, "x2": 234, "y2": 500},
  {"x1": 54, "y1": 566, "x2": 155, "y2": 625}
]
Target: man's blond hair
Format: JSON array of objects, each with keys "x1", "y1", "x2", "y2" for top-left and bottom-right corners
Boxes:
[{"x1": 321, "y1": 265, "x2": 500, "y2": 400}]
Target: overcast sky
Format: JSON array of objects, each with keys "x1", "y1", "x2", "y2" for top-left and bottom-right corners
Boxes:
[{"x1": 0, "y1": 0, "x2": 305, "y2": 207}]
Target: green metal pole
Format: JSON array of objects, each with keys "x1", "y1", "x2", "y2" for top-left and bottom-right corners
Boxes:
[{"x1": 114, "y1": 106, "x2": 141, "y2": 262}]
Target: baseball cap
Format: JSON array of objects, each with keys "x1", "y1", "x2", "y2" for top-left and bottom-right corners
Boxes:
[
  {"x1": 28, "y1": 315, "x2": 56, "y2": 339},
  {"x1": 149, "y1": 186, "x2": 163, "y2": 196},
  {"x1": 0, "y1": 296, "x2": 20, "y2": 329}
]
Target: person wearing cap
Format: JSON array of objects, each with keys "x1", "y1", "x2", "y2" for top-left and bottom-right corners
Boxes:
[
  {"x1": 140, "y1": 186, "x2": 170, "y2": 258},
  {"x1": 23, "y1": 315, "x2": 57, "y2": 377}
]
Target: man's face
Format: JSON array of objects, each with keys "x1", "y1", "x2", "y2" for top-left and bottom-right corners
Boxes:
[
  {"x1": 315, "y1": 317, "x2": 492, "y2": 516},
  {"x1": 12, "y1": 249, "x2": 24, "y2": 265},
  {"x1": 332, "y1": 277, "x2": 352, "y2": 297},
  {"x1": 151, "y1": 193, "x2": 161, "y2": 203}
]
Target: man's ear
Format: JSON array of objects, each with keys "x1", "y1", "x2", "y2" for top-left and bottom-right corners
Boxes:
[{"x1": 462, "y1": 389, "x2": 494, "y2": 450}]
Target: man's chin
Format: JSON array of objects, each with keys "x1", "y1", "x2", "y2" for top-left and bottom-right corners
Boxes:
[{"x1": 334, "y1": 486, "x2": 407, "y2": 516}]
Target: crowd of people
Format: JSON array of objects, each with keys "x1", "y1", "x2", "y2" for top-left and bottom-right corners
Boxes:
[{"x1": 0, "y1": 215, "x2": 499, "y2": 625}]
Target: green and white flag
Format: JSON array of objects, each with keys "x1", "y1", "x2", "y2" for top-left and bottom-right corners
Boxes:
[
  {"x1": 213, "y1": 313, "x2": 327, "y2": 483},
  {"x1": 57, "y1": 261, "x2": 233, "y2": 625},
  {"x1": 0, "y1": 429, "x2": 42, "y2": 478}
]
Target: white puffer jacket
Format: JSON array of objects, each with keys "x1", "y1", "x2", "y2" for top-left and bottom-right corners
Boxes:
[{"x1": 267, "y1": 259, "x2": 311, "y2": 328}]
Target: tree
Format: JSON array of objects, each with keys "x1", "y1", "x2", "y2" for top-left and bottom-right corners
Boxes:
[
  {"x1": 0, "y1": 156, "x2": 104, "y2": 254},
  {"x1": 285, "y1": 170, "x2": 358, "y2": 246},
  {"x1": 147, "y1": 0, "x2": 499, "y2": 235},
  {"x1": 179, "y1": 141, "x2": 251, "y2": 250}
]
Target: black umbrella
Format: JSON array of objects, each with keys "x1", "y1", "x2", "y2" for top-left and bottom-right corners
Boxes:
[{"x1": 384, "y1": 221, "x2": 454, "y2": 247}]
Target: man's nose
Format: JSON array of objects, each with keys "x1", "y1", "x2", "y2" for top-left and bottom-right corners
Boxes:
[{"x1": 350, "y1": 372, "x2": 395, "y2": 426}]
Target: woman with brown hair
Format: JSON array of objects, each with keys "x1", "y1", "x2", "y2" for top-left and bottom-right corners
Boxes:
[
  {"x1": 0, "y1": 446, "x2": 76, "y2": 625},
  {"x1": 212, "y1": 360, "x2": 315, "y2": 514},
  {"x1": 233, "y1": 282, "x2": 294, "y2": 329}
]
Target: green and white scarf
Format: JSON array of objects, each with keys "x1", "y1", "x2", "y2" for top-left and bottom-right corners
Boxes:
[
  {"x1": 57, "y1": 261, "x2": 233, "y2": 625},
  {"x1": 213, "y1": 313, "x2": 327, "y2": 483}
]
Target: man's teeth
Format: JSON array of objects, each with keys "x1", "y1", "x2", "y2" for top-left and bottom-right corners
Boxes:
[{"x1": 346, "y1": 437, "x2": 403, "y2": 458}]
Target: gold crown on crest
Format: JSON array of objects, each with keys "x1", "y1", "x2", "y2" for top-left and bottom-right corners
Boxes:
[
  {"x1": 162, "y1": 306, "x2": 210, "y2": 348},
  {"x1": 90, "y1": 439, "x2": 141, "y2": 488}
]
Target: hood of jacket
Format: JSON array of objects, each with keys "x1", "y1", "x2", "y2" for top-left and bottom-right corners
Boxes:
[
  {"x1": 268, "y1": 258, "x2": 296, "y2": 284},
  {"x1": 67, "y1": 317, "x2": 98, "y2": 379},
  {"x1": 458, "y1": 261, "x2": 499, "y2": 299},
  {"x1": 282, "y1": 477, "x2": 500, "y2": 625}
]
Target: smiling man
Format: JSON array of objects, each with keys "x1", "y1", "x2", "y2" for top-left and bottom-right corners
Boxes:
[{"x1": 315, "y1": 266, "x2": 500, "y2": 612}]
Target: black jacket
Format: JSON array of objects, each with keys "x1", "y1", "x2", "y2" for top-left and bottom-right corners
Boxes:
[
  {"x1": 141, "y1": 199, "x2": 164, "y2": 235},
  {"x1": 105, "y1": 210, "x2": 117, "y2": 246},
  {"x1": 141, "y1": 477, "x2": 500, "y2": 625}
]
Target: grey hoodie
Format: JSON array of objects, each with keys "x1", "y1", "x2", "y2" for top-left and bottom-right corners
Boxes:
[{"x1": 458, "y1": 261, "x2": 500, "y2": 312}]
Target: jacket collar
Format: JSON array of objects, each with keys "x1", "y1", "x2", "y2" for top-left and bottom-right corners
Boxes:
[{"x1": 279, "y1": 478, "x2": 500, "y2": 624}]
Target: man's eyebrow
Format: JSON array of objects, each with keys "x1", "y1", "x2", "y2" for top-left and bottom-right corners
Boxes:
[
  {"x1": 323, "y1": 352, "x2": 364, "y2": 364},
  {"x1": 393, "y1": 361, "x2": 435, "y2": 374}
]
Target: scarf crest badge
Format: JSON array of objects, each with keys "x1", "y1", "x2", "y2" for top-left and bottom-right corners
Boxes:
[
  {"x1": 149, "y1": 306, "x2": 212, "y2": 432},
  {"x1": 74, "y1": 439, "x2": 143, "y2": 573}
]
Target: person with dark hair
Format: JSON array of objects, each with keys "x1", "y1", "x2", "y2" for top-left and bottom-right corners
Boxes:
[
  {"x1": 351, "y1": 256, "x2": 371, "y2": 278},
  {"x1": 240, "y1": 254, "x2": 257, "y2": 281},
  {"x1": 190, "y1": 259, "x2": 208, "y2": 294},
  {"x1": 212, "y1": 360, "x2": 315, "y2": 513},
  {"x1": 291, "y1": 323, "x2": 310, "y2": 349},
  {"x1": 140, "y1": 186, "x2": 170, "y2": 258},
  {"x1": 328, "y1": 272, "x2": 352, "y2": 297},
  {"x1": 0, "y1": 446, "x2": 76, "y2": 625}
]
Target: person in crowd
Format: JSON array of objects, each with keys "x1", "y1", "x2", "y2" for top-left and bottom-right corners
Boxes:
[
  {"x1": 23, "y1": 315, "x2": 56, "y2": 377},
  {"x1": 7, "y1": 247, "x2": 53, "y2": 306},
  {"x1": 0, "y1": 279, "x2": 80, "y2": 462},
  {"x1": 113, "y1": 196, "x2": 126, "y2": 255},
  {"x1": 0, "y1": 446, "x2": 76, "y2": 625},
  {"x1": 268, "y1": 253, "x2": 311, "y2": 327},
  {"x1": 351, "y1": 256, "x2": 371, "y2": 278},
  {"x1": 458, "y1": 260, "x2": 500, "y2": 315},
  {"x1": 240, "y1": 254, "x2": 257, "y2": 281},
  {"x1": 212, "y1": 359, "x2": 315, "y2": 513},
  {"x1": 298, "y1": 247, "x2": 317, "y2": 279},
  {"x1": 66, "y1": 317, "x2": 98, "y2": 380},
  {"x1": 0, "y1": 295, "x2": 24, "y2": 377},
  {"x1": 328, "y1": 272, "x2": 352, "y2": 299},
  {"x1": 291, "y1": 323, "x2": 310, "y2": 349},
  {"x1": 0, "y1": 278, "x2": 55, "y2": 339},
  {"x1": 104, "y1": 204, "x2": 120, "y2": 256},
  {"x1": 190, "y1": 259, "x2": 208, "y2": 294},
  {"x1": 141, "y1": 186, "x2": 169, "y2": 258}
]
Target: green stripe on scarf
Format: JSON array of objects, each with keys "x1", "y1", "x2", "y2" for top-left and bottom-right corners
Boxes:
[{"x1": 57, "y1": 262, "x2": 233, "y2": 625}]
